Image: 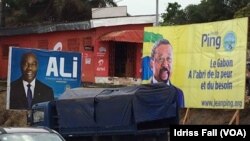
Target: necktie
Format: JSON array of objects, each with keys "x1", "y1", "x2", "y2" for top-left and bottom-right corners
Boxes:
[{"x1": 27, "y1": 84, "x2": 32, "y2": 109}]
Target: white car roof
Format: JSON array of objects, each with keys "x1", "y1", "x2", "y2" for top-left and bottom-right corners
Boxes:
[{"x1": 0, "y1": 127, "x2": 52, "y2": 134}]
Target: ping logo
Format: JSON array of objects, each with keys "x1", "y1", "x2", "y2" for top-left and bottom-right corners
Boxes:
[{"x1": 223, "y1": 31, "x2": 236, "y2": 52}]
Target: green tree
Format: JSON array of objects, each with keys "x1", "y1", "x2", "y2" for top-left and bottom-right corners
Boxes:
[
  {"x1": 161, "y1": 0, "x2": 249, "y2": 25},
  {"x1": 184, "y1": 4, "x2": 206, "y2": 23},
  {"x1": 234, "y1": 3, "x2": 250, "y2": 18},
  {"x1": 161, "y1": 2, "x2": 187, "y2": 25},
  {"x1": 224, "y1": 0, "x2": 249, "y2": 14},
  {"x1": 3, "y1": 0, "x2": 117, "y2": 27}
]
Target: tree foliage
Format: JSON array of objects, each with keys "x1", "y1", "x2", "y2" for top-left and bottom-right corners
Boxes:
[
  {"x1": 234, "y1": 3, "x2": 250, "y2": 18},
  {"x1": 161, "y1": 2, "x2": 187, "y2": 25},
  {"x1": 3, "y1": 0, "x2": 117, "y2": 27},
  {"x1": 161, "y1": 0, "x2": 250, "y2": 25}
]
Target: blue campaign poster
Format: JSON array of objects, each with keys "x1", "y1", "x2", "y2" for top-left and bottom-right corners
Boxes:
[{"x1": 8, "y1": 47, "x2": 82, "y2": 99}]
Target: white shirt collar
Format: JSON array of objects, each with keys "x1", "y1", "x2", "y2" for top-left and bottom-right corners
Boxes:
[
  {"x1": 23, "y1": 79, "x2": 36, "y2": 86},
  {"x1": 22, "y1": 79, "x2": 36, "y2": 97},
  {"x1": 152, "y1": 76, "x2": 170, "y2": 85}
]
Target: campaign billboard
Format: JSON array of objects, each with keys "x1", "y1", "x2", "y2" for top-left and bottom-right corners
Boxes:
[
  {"x1": 7, "y1": 47, "x2": 82, "y2": 109},
  {"x1": 142, "y1": 17, "x2": 248, "y2": 109}
]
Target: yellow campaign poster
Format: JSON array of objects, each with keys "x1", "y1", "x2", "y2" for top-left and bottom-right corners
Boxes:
[{"x1": 142, "y1": 17, "x2": 248, "y2": 109}]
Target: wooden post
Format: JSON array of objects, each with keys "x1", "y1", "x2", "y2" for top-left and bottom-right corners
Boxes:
[
  {"x1": 228, "y1": 109, "x2": 240, "y2": 125},
  {"x1": 236, "y1": 110, "x2": 240, "y2": 125},
  {"x1": 182, "y1": 108, "x2": 190, "y2": 125}
]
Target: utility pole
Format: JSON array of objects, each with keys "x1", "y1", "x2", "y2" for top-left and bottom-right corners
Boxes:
[
  {"x1": 156, "y1": 0, "x2": 159, "y2": 26},
  {"x1": 0, "y1": 0, "x2": 5, "y2": 27},
  {"x1": 0, "y1": 0, "x2": 2, "y2": 27}
]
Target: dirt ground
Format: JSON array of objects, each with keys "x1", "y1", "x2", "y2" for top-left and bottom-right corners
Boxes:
[{"x1": 1, "y1": 81, "x2": 250, "y2": 126}]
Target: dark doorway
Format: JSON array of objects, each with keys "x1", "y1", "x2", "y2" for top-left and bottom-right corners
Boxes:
[
  {"x1": 109, "y1": 42, "x2": 136, "y2": 77},
  {"x1": 115, "y1": 42, "x2": 127, "y2": 76}
]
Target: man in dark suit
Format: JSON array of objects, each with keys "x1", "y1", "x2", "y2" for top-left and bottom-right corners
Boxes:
[
  {"x1": 150, "y1": 39, "x2": 185, "y2": 108},
  {"x1": 10, "y1": 52, "x2": 54, "y2": 109}
]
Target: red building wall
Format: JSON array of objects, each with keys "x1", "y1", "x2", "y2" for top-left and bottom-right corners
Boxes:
[
  {"x1": 0, "y1": 23, "x2": 152, "y2": 81},
  {"x1": 94, "y1": 24, "x2": 151, "y2": 79},
  {"x1": 0, "y1": 31, "x2": 96, "y2": 80}
]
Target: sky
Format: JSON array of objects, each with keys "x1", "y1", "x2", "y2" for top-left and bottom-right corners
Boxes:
[{"x1": 117, "y1": 0, "x2": 201, "y2": 16}]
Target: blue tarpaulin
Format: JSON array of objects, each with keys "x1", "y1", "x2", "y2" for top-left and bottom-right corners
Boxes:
[{"x1": 56, "y1": 83, "x2": 179, "y2": 132}]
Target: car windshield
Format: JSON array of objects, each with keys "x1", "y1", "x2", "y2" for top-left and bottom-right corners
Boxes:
[{"x1": 0, "y1": 132, "x2": 64, "y2": 141}]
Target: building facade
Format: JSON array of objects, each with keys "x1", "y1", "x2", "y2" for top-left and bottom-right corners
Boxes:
[{"x1": 0, "y1": 15, "x2": 155, "y2": 85}]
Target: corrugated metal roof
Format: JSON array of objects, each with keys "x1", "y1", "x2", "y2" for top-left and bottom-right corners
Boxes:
[
  {"x1": 0, "y1": 21, "x2": 91, "y2": 36},
  {"x1": 0, "y1": 15, "x2": 155, "y2": 36},
  {"x1": 100, "y1": 30, "x2": 143, "y2": 43}
]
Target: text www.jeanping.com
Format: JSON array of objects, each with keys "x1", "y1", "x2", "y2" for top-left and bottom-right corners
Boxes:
[{"x1": 201, "y1": 100, "x2": 243, "y2": 108}]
